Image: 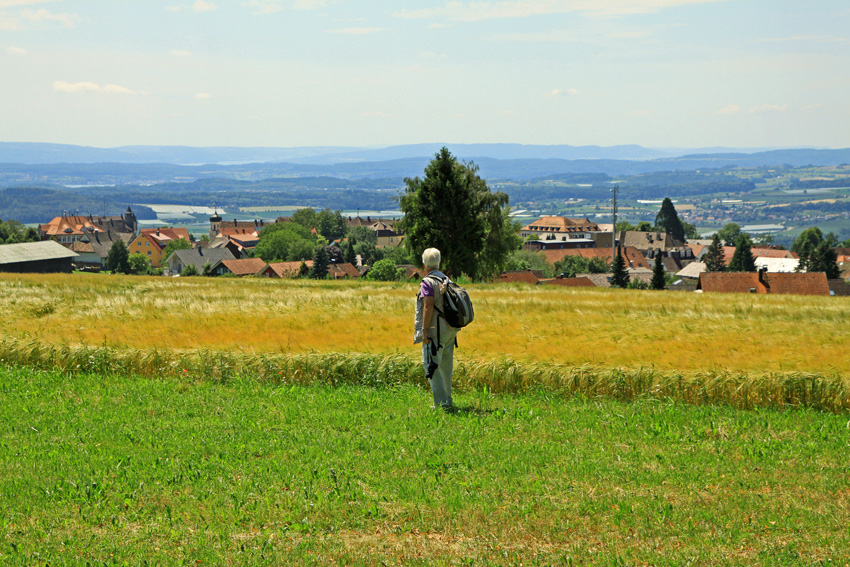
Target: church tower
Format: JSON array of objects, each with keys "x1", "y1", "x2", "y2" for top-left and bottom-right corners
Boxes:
[{"x1": 209, "y1": 208, "x2": 222, "y2": 239}]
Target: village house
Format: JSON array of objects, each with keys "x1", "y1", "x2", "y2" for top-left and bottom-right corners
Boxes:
[
  {"x1": 520, "y1": 216, "x2": 599, "y2": 240},
  {"x1": 261, "y1": 260, "x2": 313, "y2": 278},
  {"x1": 211, "y1": 258, "x2": 268, "y2": 277},
  {"x1": 0, "y1": 240, "x2": 78, "y2": 273},
  {"x1": 165, "y1": 247, "x2": 235, "y2": 276},
  {"x1": 128, "y1": 227, "x2": 191, "y2": 268},
  {"x1": 38, "y1": 209, "x2": 138, "y2": 244},
  {"x1": 368, "y1": 220, "x2": 404, "y2": 248},
  {"x1": 697, "y1": 270, "x2": 830, "y2": 295},
  {"x1": 328, "y1": 262, "x2": 361, "y2": 279},
  {"x1": 495, "y1": 270, "x2": 544, "y2": 284}
]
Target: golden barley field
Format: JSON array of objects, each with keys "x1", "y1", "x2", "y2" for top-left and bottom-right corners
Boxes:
[{"x1": 3, "y1": 272, "x2": 849, "y2": 377}]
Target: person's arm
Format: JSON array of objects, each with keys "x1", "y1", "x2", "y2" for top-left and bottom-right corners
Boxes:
[{"x1": 422, "y1": 295, "x2": 435, "y2": 345}]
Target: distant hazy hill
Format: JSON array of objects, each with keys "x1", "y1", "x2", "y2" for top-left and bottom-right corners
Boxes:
[
  {"x1": 1, "y1": 143, "x2": 848, "y2": 187},
  {"x1": 0, "y1": 141, "x2": 791, "y2": 166}
]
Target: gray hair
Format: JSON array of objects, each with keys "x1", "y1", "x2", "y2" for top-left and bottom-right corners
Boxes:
[{"x1": 422, "y1": 248, "x2": 441, "y2": 270}]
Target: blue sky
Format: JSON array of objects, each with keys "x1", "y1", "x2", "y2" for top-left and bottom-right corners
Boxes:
[{"x1": 2, "y1": 0, "x2": 849, "y2": 149}]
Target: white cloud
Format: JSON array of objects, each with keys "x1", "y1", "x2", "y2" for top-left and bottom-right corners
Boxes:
[
  {"x1": 395, "y1": 0, "x2": 729, "y2": 22},
  {"x1": 716, "y1": 104, "x2": 741, "y2": 115},
  {"x1": 0, "y1": 0, "x2": 59, "y2": 7},
  {"x1": 326, "y1": 27, "x2": 386, "y2": 35},
  {"x1": 545, "y1": 88, "x2": 578, "y2": 96},
  {"x1": 53, "y1": 80, "x2": 136, "y2": 95},
  {"x1": 750, "y1": 104, "x2": 787, "y2": 114},
  {"x1": 195, "y1": 92, "x2": 212, "y2": 99},
  {"x1": 292, "y1": 0, "x2": 326, "y2": 9},
  {"x1": 242, "y1": 0, "x2": 325, "y2": 14},
  {"x1": 193, "y1": 0, "x2": 216, "y2": 13},
  {"x1": 19, "y1": 7, "x2": 79, "y2": 27},
  {"x1": 7, "y1": 45, "x2": 27, "y2": 54}
]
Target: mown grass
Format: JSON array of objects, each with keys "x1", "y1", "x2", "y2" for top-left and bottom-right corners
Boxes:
[{"x1": 2, "y1": 366, "x2": 848, "y2": 565}]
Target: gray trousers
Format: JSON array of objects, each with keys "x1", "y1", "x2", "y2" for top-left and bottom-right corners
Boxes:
[{"x1": 422, "y1": 324, "x2": 458, "y2": 408}]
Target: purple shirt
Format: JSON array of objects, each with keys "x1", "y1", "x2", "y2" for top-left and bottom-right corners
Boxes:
[{"x1": 419, "y1": 278, "x2": 434, "y2": 299}]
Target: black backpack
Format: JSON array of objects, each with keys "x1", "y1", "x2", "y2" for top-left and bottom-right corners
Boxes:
[{"x1": 427, "y1": 275, "x2": 474, "y2": 329}]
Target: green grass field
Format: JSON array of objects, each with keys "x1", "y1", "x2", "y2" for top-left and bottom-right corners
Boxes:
[{"x1": 2, "y1": 366, "x2": 848, "y2": 565}]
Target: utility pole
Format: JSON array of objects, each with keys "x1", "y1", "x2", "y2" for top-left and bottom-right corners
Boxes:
[{"x1": 610, "y1": 185, "x2": 619, "y2": 264}]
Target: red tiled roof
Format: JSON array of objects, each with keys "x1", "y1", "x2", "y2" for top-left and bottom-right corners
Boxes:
[
  {"x1": 220, "y1": 258, "x2": 268, "y2": 276},
  {"x1": 763, "y1": 272, "x2": 829, "y2": 295},
  {"x1": 522, "y1": 216, "x2": 599, "y2": 233},
  {"x1": 140, "y1": 228, "x2": 190, "y2": 248},
  {"x1": 329, "y1": 262, "x2": 360, "y2": 279},
  {"x1": 496, "y1": 270, "x2": 539, "y2": 284},
  {"x1": 264, "y1": 261, "x2": 313, "y2": 278},
  {"x1": 698, "y1": 271, "x2": 829, "y2": 295},
  {"x1": 698, "y1": 272, "x2": 765, "y2": 293},
  {"x1": 39, "y1": 216, "x2": 100, "y2": 237}
]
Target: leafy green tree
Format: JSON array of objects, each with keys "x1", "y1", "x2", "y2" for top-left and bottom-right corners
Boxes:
[
  {"x1": 716, "y1": 223, "x2": 743, "y2": 247},
  {"x1": 309, "y1": 245, "x2": 329, "y2": 279},
  {"x1": 611, "y1": 247, "x2": 630, "y2": 288},
  {"x1": 315, "y1": 209, "x2": 346, "y2": 241},
  {"x1": 505, "y1": 250, "x2": 551, "y2": 276},
  {"x1": 127, "y1": 253, "x2": 151, "y2": 275},
  {"x1": 637, "y1": 221, "x2": 654, "y2": 232},
  {"x1": 703, "y1": 234, "x2": 726, "y2": 272},
  {"x1": 343, "y1": 240, "x2": 357, "y2": 265},
  {"x1": 809, "y1": 241, "x2": 841, "y2": 278},
  {"x1": 381, "y1": 246, "x2": 414, "y2": 266},
  {"x1": 354, "y1": 241, "x2": 381, "y2": 266},
  {"x1": 326, "y1": 245, "x2": 343, "y2": 264},
  {"x1": 791, "y1": 227, "x2": 836, "y2": 275},
  {"x1": 792, "y1": 227, "x2": 824, "y2": 256},
  {"x1": 793, "y1": 229, "x2": 840, "y2": 277},
  {"x1": 255, "y1": 222, "x2": 315, "y2": 262},
  {"x1": 615, "y1": 221, "x2": 636, "y2": 232},
  {"x1": 346, "y1": 226, "x2": 377, "y2": 245},
  {"x1": 627, "y1": 279, "x2": 650, "y2": 290},
  {"x1": 181, "y1": 264, "x2": 199, "y2": 277},
  {"x1": 202, "y1": 261, "x2": 215, "y2": 277},
  {"x1": 398, "y1": 147, "x2": 518, "y2": 280},
  {"x1": 291, "y1": 208, "x2": 317, "y2": 230},
  {"x1": 161, "y1": 238, "x2": 192, "y2": 265},
  {"x1": 651, "y1": 253, "x2": 666, "y2": 290},
  {"x1": 106, "y1": 239, "x2": 130, "y2": 274},
  {"x1": 682, "y1": 221, "x2": 700, "y2": 240},
  {"x1": 654, "y1": 198, "x2": 686, "y2": 242},
  {"x1": 552, "y1": 255, "x2": 609, "y2": 278},
  {"x1": 728, "y1": 235, "x2": 756, "y2": 272},
  {"x1": 0, "y1": 219, "x2": 39, "y2": 244},
  {"x1": 367, "y1": 258, "x2": 404, "y2": 281},
  {"x1": 298, "y1": 260, "x2": 309, "y2": 277}
]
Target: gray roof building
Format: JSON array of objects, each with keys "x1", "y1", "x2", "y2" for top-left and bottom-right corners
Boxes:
[
  {"x1": 166, "y1": 247, "x2": 236, "y2": 275},
  {"x1": 0, "y1": 241, "x2": 78, "y2": 273}
]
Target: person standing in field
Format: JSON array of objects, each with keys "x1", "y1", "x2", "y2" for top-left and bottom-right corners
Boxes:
[{"x1": 414, "y1": 247, "x2": 459, "y2": 410}]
